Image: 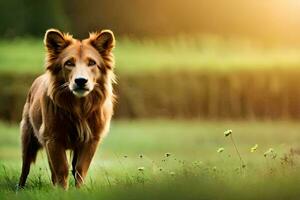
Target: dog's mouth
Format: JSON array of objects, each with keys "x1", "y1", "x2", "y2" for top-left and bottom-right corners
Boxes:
[{"x1": 71, "y1": 87, "x2": 90, "y2": 97}]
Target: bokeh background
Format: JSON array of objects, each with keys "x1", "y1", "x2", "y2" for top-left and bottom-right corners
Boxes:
[
  {"x1": 1, "y1": 1, "x2": 300, "y2": 198},
  {"x1": 2, "y1": 0, "x2": 300, "y2": 121}
]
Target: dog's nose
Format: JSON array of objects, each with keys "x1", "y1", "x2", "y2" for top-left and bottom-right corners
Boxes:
[{"x1": 75, "y1": 77, "x2": 88, "y2": 87}]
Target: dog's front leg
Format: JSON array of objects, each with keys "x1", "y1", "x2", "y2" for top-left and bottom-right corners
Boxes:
[
  {"x1": 74, "y1": 140, "x2": 99, "y2": 188},
  {"x1": 45, "y1": 140, "x2": 69, "y2": 190}
]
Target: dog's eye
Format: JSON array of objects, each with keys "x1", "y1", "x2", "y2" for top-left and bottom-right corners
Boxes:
[
  {"x1": 64, "y1": 60, "x2": 75, "y2": 67},
  {"x1": 88, "y1": 59, "x2": 96, "y2": 66}
]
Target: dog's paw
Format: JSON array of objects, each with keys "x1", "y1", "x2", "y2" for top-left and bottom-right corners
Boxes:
[{"x1": 15, "y1": 184, "x2": 24, "y2": 193}]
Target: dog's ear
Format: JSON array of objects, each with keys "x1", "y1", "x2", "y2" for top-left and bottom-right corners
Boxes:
[
  {"x1": 90, "y1": 30, "x2": 115, "y2": 54},
  {"x1": 44, "y1": 29, "x2": 70, "y2": 55}
]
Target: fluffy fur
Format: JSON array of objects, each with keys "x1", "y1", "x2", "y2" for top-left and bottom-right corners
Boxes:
[{"x1": 18, "y1": 29, "x2": 116, "y2": 189}]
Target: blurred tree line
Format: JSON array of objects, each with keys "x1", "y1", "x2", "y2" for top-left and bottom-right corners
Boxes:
[
  {"x1": 2, "y1": 69, "x2": 300, "y2": 122},
  {"x1": 0, "y1": 0, "x2": 69, "y2": 37},
  {"x1": 1, "y1": 0, "x2": 300, "y2": 44}
]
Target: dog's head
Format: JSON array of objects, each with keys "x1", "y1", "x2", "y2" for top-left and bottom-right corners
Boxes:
[{"x1": 44, "y1": 29, "x2": 115, "y2": 98}]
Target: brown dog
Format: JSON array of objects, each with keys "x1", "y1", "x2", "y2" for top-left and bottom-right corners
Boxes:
[{"x1": 18, "y1": 29, "x2": 116, "y2": 189}]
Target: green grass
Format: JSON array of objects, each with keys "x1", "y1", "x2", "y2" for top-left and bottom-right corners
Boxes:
[
  {"x1": 1, "y1": 36, "x2": 300, "y2": 74},
  {"x1": 1, "y1": 120, "x2": 300, "y2": 199}
]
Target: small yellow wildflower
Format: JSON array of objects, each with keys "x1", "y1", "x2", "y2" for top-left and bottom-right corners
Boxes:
[
  {"x1": 217, "y1": 147, "x2": 224, "y2": 153},
  {"x1": 250, "y1": 144, "x2": 258, "y2": 153},
  {"x1": 224, "y1": 130, "x2": 232, "y2": 137},
  {"x1": 264, "y1": 148, "x2": 275, "y2": 157},
  {"x1": 165, "y1": 153, "x2": 171, "y2": 157},
  {"x1": 138, "y1": 167, "x2": 144, "y2": 171}
]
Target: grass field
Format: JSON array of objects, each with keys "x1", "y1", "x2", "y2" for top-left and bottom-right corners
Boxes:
[
  {"x1": 1, "y1": 120, "x2": 300, "y2": 199},
  {"x1": 1, "y1": 36, "x2": 300, "y2": 74}
]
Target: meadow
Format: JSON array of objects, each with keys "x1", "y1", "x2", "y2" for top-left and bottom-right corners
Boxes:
[
  {"x1": 1, "y1": 36, "x2": 300, "y2": 199},
  {"x1": 1, "y1": 120, "x2": 300, "y2": 199}
]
